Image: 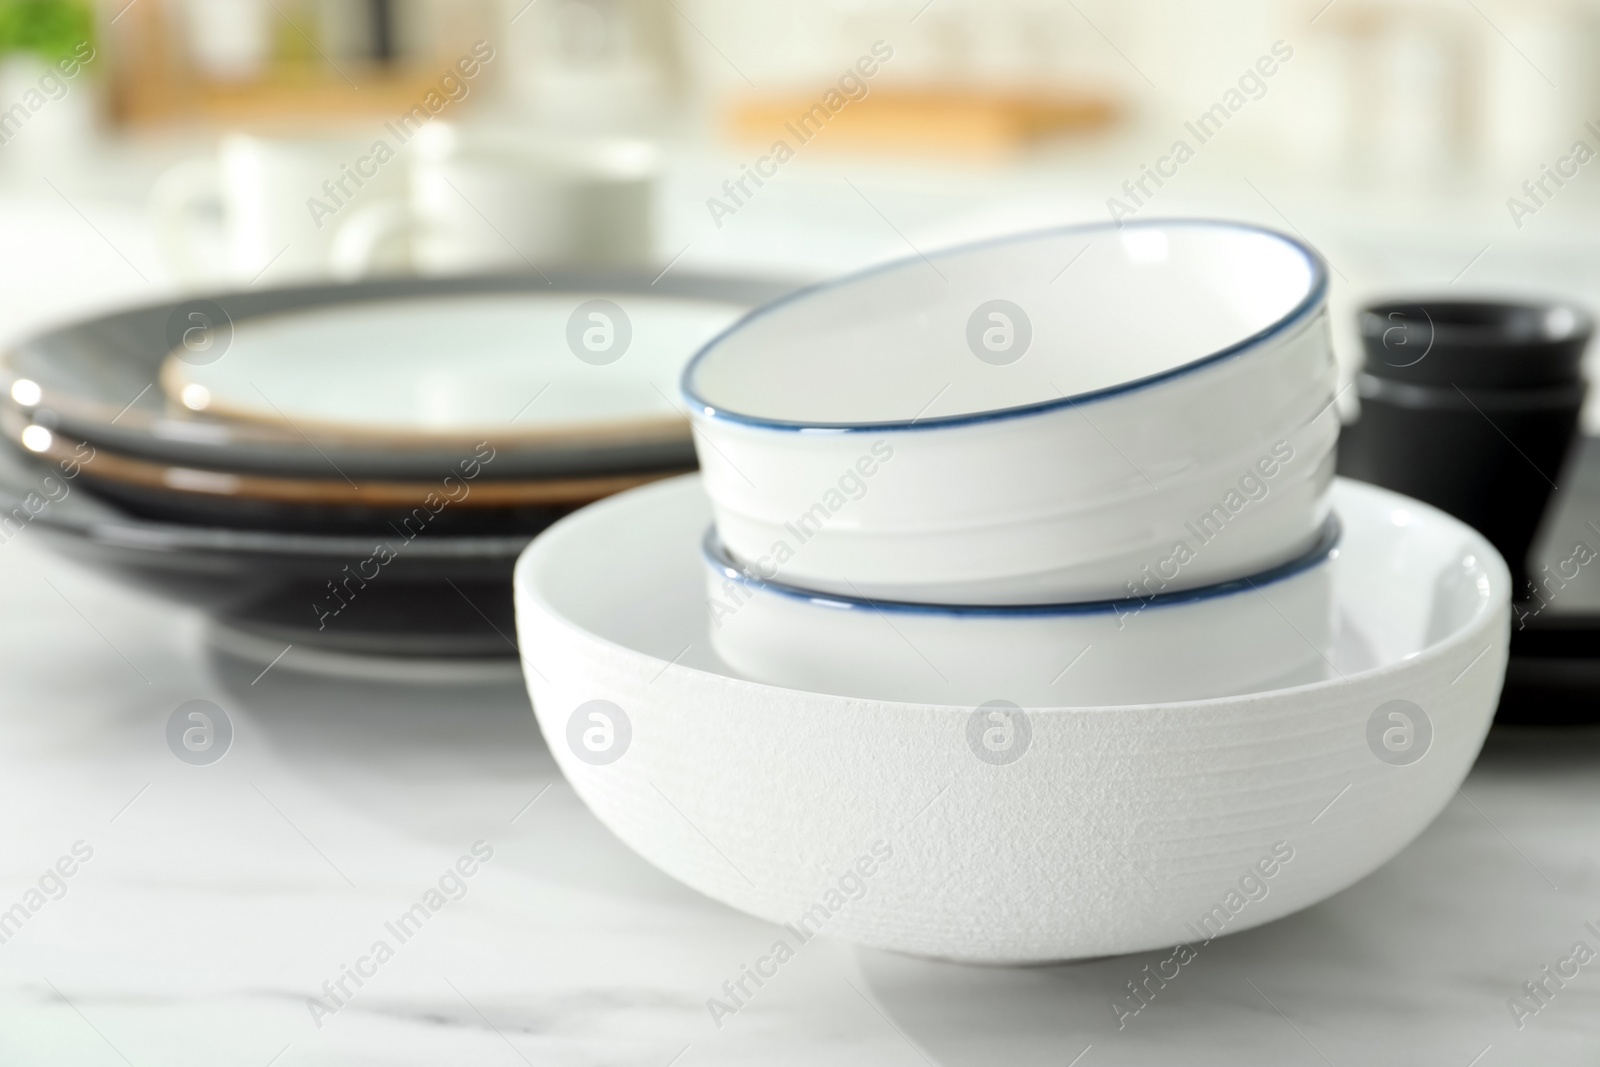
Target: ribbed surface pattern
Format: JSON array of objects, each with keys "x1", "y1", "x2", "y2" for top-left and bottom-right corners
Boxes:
[{"x1": 514, "y1": 476, "x2": 1507, "y2": 962}]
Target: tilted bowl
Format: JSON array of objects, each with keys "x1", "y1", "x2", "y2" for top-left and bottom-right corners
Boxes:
[{"x1": 683, "y1": 219, "x2": 1338, "y2": 604}]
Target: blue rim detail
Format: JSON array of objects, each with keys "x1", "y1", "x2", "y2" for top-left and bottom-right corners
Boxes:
[
  {"x1": 701, "y1": 514, "x2": 1342, "y2": 617},
  {"x1": 680, "y1": 217, "x2": 1329, "y2": 433}
]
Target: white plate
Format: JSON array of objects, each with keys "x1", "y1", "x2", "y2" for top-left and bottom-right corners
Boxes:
[
  {"x1": 165, "y1": 292, "x2": 747, "y2": 437},
  {"x1": 513, "y1": 475, "x2": 1509, "y2": 962}
]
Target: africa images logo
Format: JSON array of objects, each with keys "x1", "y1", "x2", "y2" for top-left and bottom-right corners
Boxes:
[
  {"x1": 566, "y1": 700, "x2": 632, "y2": 766},
  {"x1": 966, "y1": 300, "x2": 1032, "y2": 366}
]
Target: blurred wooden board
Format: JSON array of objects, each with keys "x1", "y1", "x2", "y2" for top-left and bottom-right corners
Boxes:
[
  {"x1": 726, "y1": 87, "x2": 1119, "y2": 156},
  {"x1": 178, "y1": 71, "x2": 452, "y2": 126},
  {"x1": 105, "y1": 0, "x2": 487, "y2": 130}
]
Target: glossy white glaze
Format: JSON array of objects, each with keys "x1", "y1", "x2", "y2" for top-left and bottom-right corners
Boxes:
[
  {"x1": 686, "y1": 222, "x2": 1339, "y2": 603},
  {"x1": 165, "y1": 292, "x2": 745, "y2": 436}
]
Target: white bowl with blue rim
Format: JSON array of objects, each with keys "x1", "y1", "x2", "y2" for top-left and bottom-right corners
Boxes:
[
  {"x1": 704, "y1": 514, "x2": 1340, "y2": 707},
  {"x1": 682, "y1": 219, "x2": 1338, "y2": 605}
]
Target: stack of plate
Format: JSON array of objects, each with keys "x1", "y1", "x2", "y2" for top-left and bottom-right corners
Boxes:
[{"x1": 0, "y1": 271, "x2": 792, "y2": 657}]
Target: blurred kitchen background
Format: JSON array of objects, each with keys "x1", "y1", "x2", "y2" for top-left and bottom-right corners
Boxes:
[{"x1": 6, "y1": 0, "x2": 1600, "y2": 421}]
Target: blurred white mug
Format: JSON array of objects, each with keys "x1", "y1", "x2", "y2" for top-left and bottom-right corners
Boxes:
[
  {"x1": 330, "y1": 123, "x2": 656, "y2": 277},
  {"x1": 151, "y1": 133, "x2": 408, "y2": 285}
]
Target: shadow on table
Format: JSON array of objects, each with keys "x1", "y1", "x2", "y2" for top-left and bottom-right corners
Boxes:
[
  {"x1": 199, "y1": 632, "x2": 708, "y2": 908},
  {"x1": 853, "y1": 920, "x2": 1300, "y2": 1067},
  {"x1": 855, "y1": 730, "x2": 1600, "y2": 1066},
  {"x1": 201, "y1": 638, "x2": 540, "y2": 771}
]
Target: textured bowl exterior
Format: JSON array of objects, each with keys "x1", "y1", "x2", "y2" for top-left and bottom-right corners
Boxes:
[{"x1": 515, "y1": 478, "x2": 1508, "y2": 962}]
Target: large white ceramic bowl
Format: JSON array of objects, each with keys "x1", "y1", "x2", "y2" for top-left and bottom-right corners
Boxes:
[
  {"x1": 703, "y1": 516, "x2": 1339, "y2": 707},
  {"x1": 683, "y1": 219, "x2": 1338, "y2": 604},
  {"x1": 514, "y1": 474, "x2": 1509, "y2": 963}
]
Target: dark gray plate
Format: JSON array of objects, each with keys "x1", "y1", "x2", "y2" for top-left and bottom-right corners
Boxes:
[
  {"x1": 4, "y1": 270, "x2": 792, "y2": 481},
  {"x1": 3, "y1": 440, "x2": 532, "y2": 658}
]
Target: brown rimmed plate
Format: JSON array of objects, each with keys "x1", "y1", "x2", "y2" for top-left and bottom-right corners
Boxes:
[
  {"x1": 2, "y1": 269, "x2": 794, "y2": 481},
  {"x1": 11, "y1": 414, "x2": 687, "y2": 533}
]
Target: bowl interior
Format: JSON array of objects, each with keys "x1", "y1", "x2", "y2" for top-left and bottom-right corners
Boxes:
[
  {"x1": 524, "y1": 475, "x2": 1498, "y2": 701},
  {"x1": 1358, "y1": 299, "x2": 1593, "y2": 388},
  {"x1": 684, "y1": 220, "x2": 1323, "y2": 428},
  {"x1": 1360, "y1": 299, "x2": 1590, "y2": 348}
]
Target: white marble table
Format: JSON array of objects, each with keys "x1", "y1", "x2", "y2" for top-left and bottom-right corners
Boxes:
[{"x1": 0, "y1": 531, "x2": 1597, "y2": 1066}]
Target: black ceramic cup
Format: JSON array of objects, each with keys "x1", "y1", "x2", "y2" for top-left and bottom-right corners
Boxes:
[{"x1": 1338, "y1": 299, "x2": 1593, "y2": 593}]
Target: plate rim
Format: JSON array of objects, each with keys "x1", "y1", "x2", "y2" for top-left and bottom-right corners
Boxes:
[
  {"x1": 2, "y1": 269, "x2": 798, "y2": 463},
  {"x1": 681, "y1": 218, "x2": 1327, "y2": 432}
]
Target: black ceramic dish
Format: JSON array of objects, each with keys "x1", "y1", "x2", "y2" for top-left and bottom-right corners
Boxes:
[
  {"x1": 1339, "y1": 298, "x2": 1592, "y2": 592},
  {"x1": 0, "y1": 441, "x2": 529, "y2": 657},
  {"x1": 1501, "y1": 435, "x2": 1600, "y2": 725},
  {"x1": 1, "y1": 270, "x2": 794, "y2": 481}
]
